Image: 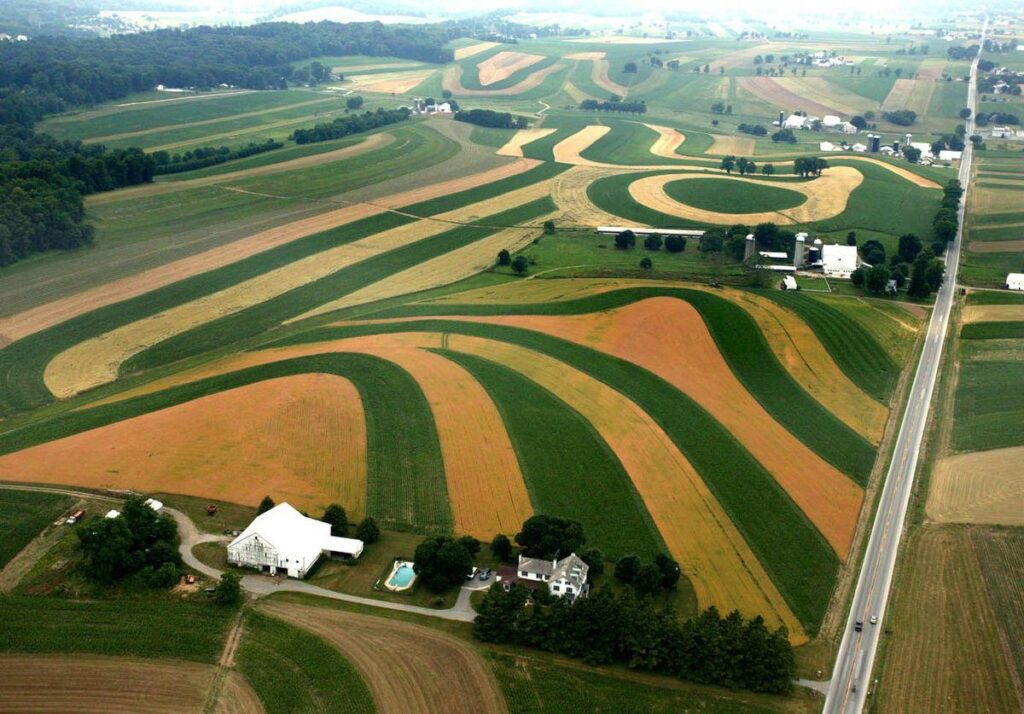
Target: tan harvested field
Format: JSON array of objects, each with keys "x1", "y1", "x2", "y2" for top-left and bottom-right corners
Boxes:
[
  {"x1": 263, "y1": 602, "x2": 507, "y2": 714},
  {"x1": 550, "y1": 125, "x2": 713, "y2": 171},
  {"x1": 771, "y1": 77, "x2": 866, "y2": 117},
  {"x1": 314, "y1": 334, "x2": 533, "y2": 539},
  {"x1": 439, "y1": 299, "x2": 863, "y2": 557},
  {"x1": 452, "y1": 41, "x2": 501, "y2": 60},
  {"x1": 567, "y1": 36, "x2": 679, "y2": 44},
  {"x1": 962, "y1": 304, "x2": 1024, "y2": 322},
  {"x1": 294, "y1": 214, "x2": 554, "y2": 320},
  {"x1": 881, "y1": 78, "x2": 935, "y2": 115},
  {"x1": 644, "y1": 123, "x2": 686, "y2": 158},
  {"x1": 346, "y1": 69, "x2": 436, "y2": 94},
  {"x1": 0, "y1": 157, "x2": 538, "y2": 351},
  {"x1": 421, "y1": 277, "x2": 887, "y2": 441},
  {"x1": 969, "y1": 238, "x2": 1024, "y2": 253},
  {"x1": 87, "y1": 132, "x2": 393, "y2": 205},
  {"x1": 627, "y1": 167, "x2": 864, "y2": 225},
  {"x1": 974, "y1": 185, "x2": 1024, "y2": 213},
  {"x1": 442, "y1": 63, "x2": 565, "y2": 97},
  {"x1": 834, "y1": 156, "x2": 942, "y2": 189},
  {"x1": 495, "y1": 127, "x2": 557, "y2": 157},
  {"x1": 916, "y1": 59, "x2": 948, "y2": 80},
  {"x1": 877, "y1": 527, "x2": 1021, "y2": 713},
  {"x1": 83, "y1": 96, "x2": 338, "y2": 145},
  {"x1": 736, "y1": 77, "x2": 837, "y2": 118},
  {"x1": 927, "y1": 446, "x2": 1024, "y2": 526},
  {"x1": 707, "y1": 134, "x2": 756, "y2": 156},
  {"x1": 476, "y1": 51, "x2": 545, "y2": 86},
  {"x1": 712, "y1": 44, "x2": 772, "y2": 70},
  {"x1": 0, "y1": 374, "x2": 368, "y2": 515},
  {"x1": 0, "y1": 654, "x2": 263, "y2": 714},
  {"x1": 588, "y1": 57, "x2": 629, "y2": 96},
  {"x1": 561, "y1": 80, "x2": 597, "y2": 104},
  {"x1": 563, "y1": 51, "x2": 605, "y2": 61},
  {"x1": 549, "y1": 165, "x2": 631, "y2": 226}
]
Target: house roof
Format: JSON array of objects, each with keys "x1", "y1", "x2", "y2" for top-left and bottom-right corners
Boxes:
[
  {"x1": 551, "y1": 553, "x2": 589, "y2": 587},
  {"x1": 324, "y1": 535, "x2": 364, "y2": 554},
  {"x1": 518, "y1": 555, "x2": 554, "y2": 577},
  {"x1": 229, "y1": 502, "x2": 330, "y2": 555}
]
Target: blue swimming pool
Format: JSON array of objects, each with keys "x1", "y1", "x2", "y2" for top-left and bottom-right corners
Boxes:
[{"x1": 388, "y1": 563, "x2": 416, "y2": 589}]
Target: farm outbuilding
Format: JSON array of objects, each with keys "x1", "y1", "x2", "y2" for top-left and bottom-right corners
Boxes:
[
  {"x1": 821, "y1": 244, "x2": 859, "y2": 278},
  {"x1": 227, "y1": 502, "x2": 363, "y2": 578},
  {"x1": 1007, "y1": 273, "x2": 1024, "y2": 291}
]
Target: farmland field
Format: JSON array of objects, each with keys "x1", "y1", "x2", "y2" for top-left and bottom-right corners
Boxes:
[{"x1": 0, "y1": 491, "x2": 72, "y2": 568}]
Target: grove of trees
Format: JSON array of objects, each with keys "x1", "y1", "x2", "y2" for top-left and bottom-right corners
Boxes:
[
  {"x1": 76, "y1": 496, "x2": 182, "y2": 587},
  {"x1": 291, "y1": 107, "x2": 410, "y2": 144},
  {"x1": 454, "y1": 108, "x2": 528, "y2": 129}
]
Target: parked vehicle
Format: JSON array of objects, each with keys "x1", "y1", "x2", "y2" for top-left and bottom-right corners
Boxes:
[
  {"x1": 465, "y1": 567, "x2": 478, "y2": 581},
  {"x1": 65, "y1": 509, "x2": 85, "y2": 525}
]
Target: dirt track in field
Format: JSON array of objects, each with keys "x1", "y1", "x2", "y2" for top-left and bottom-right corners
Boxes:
[
  {"x1": 0, "y1": 158, "x2": 539, "y2": 347},
  {"x1": 87, "y1": 132, "x2": 394, "y2": 205},
  {"x1": 263, "y1": 602, "x2": 507, "y2": 714},
  {"x1": 84, "y1": 96, "x2": 338, "y2": 144},
  {"x1": 927, "y1": 446, "x2": 1024, "y2": 526},
  {"x1": 305, "y1": 334, "x2": 532, "y2": 539},
  {"x1": 627, "y1": 167, "x2": 864, "y2": 225},
  {"x1": 0, "y1": 374, "x2": 368, "y2": 516},
  {"x1": 495, "y1": 127, "x2": 556, "y2": 157},
  {"x1": 442, "y1": 63, "x2": 565, "y2": 96},
  {"x1": 453, "y1": 41, "x2": 500, "y2": 60},
  {"x1": 0, "y1": 655, "x2": 263, "y2": 714},
  {"x1": 477, "y1": 51, "x2": 545, "y2": 86}
]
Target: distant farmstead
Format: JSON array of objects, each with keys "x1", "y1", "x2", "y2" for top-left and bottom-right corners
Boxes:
[
  {"x1": 227, "y1": 502, "x2": 363, "y2": 578},
  {"x1": 1007, "y1": 273, "x2": 1024, "y2": 291}
]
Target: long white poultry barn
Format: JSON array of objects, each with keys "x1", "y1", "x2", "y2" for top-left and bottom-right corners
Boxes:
[{"x1": 227, "y1": 502, "x2": 363, "y2": 578}]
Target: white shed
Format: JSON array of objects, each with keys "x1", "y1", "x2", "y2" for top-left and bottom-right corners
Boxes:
[
  {"x1": 1007, "y1": 273, "x2": 1024, "y2": 291},
  {"x1": 227, "y1": 503, "x2": 363, "y2": 579},
  {"x1": 821, "y1": 244, "x2": 859, "y2": 278}
]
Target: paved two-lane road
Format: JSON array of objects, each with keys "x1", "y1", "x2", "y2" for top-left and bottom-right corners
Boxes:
[{"x1": 823, "y1": 17, "x2": 988, "y2": 713}]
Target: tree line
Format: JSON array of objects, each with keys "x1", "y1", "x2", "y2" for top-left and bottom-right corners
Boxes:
[
  {"x1": 152, "y1": 139, "x2": 283, "y2": 175},
  {"x1": 454, "y1": 108, "x2": 528, "y2": 129},
  {"x1": 579, "y1": 99, "x2": 647, "y2": 115},
  {"x1": 291, "y1": 107, "x2": 410, "y2": 144}
]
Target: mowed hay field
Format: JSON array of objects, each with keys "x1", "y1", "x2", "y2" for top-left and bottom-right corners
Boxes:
[
  {"x1": 927, "y1": 445, "x2": 1024, "y2": 526},
  {"x1": 877, "y1": 526, "x2": 1024, "y2": 714},
  {"x1": 263, "y1": 601, "x2": 507, "y2": 714},
  {"x1": 0, "y1": 655, "x2": 262, "y2": 714}
]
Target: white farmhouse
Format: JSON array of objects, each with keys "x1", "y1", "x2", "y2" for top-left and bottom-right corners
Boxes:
[
  {"x1": 227, "y1": 502, "x2": 363, "y2": 578},
  {"x1": 1007, "y1": 273, "x2": 1024, "y2": 291},
  {"x1": 516, "y1": 553, "x2": 590, "y2": 599},
  {"x1": 821, "y1": 244, "x2": 859, "y2": 278}
]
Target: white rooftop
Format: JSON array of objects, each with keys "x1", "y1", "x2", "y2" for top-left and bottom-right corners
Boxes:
[{"x1": 229, "y1": 503, "x2": 330, "y2": 555}]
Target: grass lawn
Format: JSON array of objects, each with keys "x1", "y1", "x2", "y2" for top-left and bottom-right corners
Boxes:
[
  {"x1": 235, "y1": 610, "x2": 375, "y2": 714},
  {"x1": 0, "y1": 491, "x2": 72, "y2": 568},
  {"x1": 0, "y1": 595, "x2": 234, "y2": 661},
  {"x1": 155, "y1": 492, "x2": 255, "y2": 534},
  {"x1": 664, "y1": 178, "x2": 807, "y2": 213}
]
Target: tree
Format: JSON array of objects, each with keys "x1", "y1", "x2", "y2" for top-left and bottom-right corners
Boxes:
[
  {"x1": 865, "y1": 265, "x2": 891, "y2": 295},
  {"x1": 959, "y1": 107, "x2": 972, "y2": 119},
  {"x1": 458, "y1": 535, "x2": 481, "y2": 558},
  {"x1": 907, "y1": 256, "x2": 931, "y2": 299},
  {"x1": 902, "y1": 145, "x2": 922, "y2": 163},
  {"x1": 925, "y1": 259, "x2": 945, "y2": 291},
  {"x1": 699, "y1": 230, "x2": 724, "y2": 253},
  {"x1": 615, "y1": 230, "x2": 636, "y2": 250},
  {"x1": 414, "y1": 536, "x2": 474, "y2": 592},
  {"x1": 846, "y1": 231, "x2": 857, "y2": 246},
  {"x1": 442, "y1": 89, "x2": 452, "y2": 99},
  {"x1": 76, "y1": 496, "x2": 182, "y2": 586},
  {"x1": 614, "y1": 554, "x2": 641, "y2": 583},
  {"x1": 644, "y1": 234, "x2": 663, "y2": 251},
  {"x1": 515, "y1": 515, "x2": 585, "y2": 559},
  {"x1": 496, "y1": 248, "x2": 511, "y2": 266},
  {"x1": 654, "y1": 553, "x2": 681, "y2": 590},
  {"x1": 640, "y1": 256, "x2": 653, "y2": 270},
  {"x1": 215, "y1": 571, "x2": 242, "y2": 606},
  {"x1": 898, "y1": 233, "x2": 922, "y2": 263},
  {"x1": 850, "y1": 267, "x2": 866, "y2": 287},
  {"x1": 624, "y1": 62, "x2": 638, "y2": 74},
  {"x1": 543, "y1": 219, "x2": 555, "y2": 234},
  {"x1": 321, "y1": 504, "x2": 348, "y2": 536},
  {"x1": 490, "y1": 534, "x2": 513, "y2": 562},
  {"x1": 772, "y1": 128, "x2": 797, "y2": 143},
  {"x1": 850, "y1": 115, "x2": 867, "y2": 130},
  {"x1": 355, "y1": 517, "x2": 380, "y2": 544},
  {"x1": 511, "y1": 255, "x2": 529, "y2": 274},
  {"x1": 346, "y1": 95, "x2": 364, "y2": 110},
  {"x1": 579, "y1": 548, "x2": 605, "y2": 578},
  {"x1": 257, "y1": 496, "x2": 275, "y2": 515},
  {"x1": 720, "y1": 155, "x2": 736, "y2": 174},
  {"x1": 664, "y1": 235, "x2": 687, "y2": 253},
  {"x1": 761, "y1": 163, "x2": 775, "y2": 176},
  {"x1": 474, "y1": 583, "x2": 530, "y2": 643},
  {"x1": 860, "y1": 239, "x2": 886, "y2": 266},
  {"x1": 634, "y1": 563, "x2": 664, "y2": 595}
]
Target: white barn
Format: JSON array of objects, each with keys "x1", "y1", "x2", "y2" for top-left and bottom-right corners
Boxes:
[
  {"x1": 1007, "y1": 273, "x2": 1024, "y2": 291},
  {"x1": 517, "y1": 553, "x2": 589, "y2": 599},
  {"x1": 821, "y1": 244, "x2": 859, "y2": 278},
  {"x1": 227, "y1": 503, "x2": 363, "y2": 578}
]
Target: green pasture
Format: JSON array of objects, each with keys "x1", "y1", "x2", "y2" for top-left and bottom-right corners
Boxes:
[
  {"x1": 0, "y1": 491, "x2": 72, "y2": 568},
  {"x1": 0, "y1": 353, "x2": 451, "y2": 535},
  {"x1": 279, "y1": 317, "x2": 839, "y2": 633},
  {"x1": 968, "y1": 225, "x2": 1024, "y2": 242},
  {"x1": 665, "y1": 178, "x2": 807, "y2": 213},
  {"x1": 966, "y1": 290, "x2": 1024, "y2": 305},
  {"x1": 960, "y1": 248, "x2": 1024, "y2": 287},
  {"x1": 468, "y1": 125, "x2": 517, "y2": 148},
  {"x1": 377, "y1": 287, "x2": 875, "y2": 483},
  {"x1": 761, "y1": 291, "x2": 899, "y2": 403},
  {"x1": 0, "y1": 596, "x2": 233, "y2": 661},
  {"x1": 40, "y1": 89, "x2": 318, "y2": 142},
  {"x1": 577, "y1": 118, "x2": 717, "y2": 164},
  {"x1": 961, "y1": 321, "x2": 1024, "y2": 340},
  {"x1": 953, "y1": 360, "x2": 1024, "y2": 451},
  {"x1": 236, "y1": 611, "x2": 375, "y2": 714},
  {"x1": 441, "y1": 351, "x2": 671, "y2": 566}
]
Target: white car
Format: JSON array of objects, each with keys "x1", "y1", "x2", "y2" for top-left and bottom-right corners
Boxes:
[{"x1": 869, "y1": 615, "x2": 878, "y2": 625}]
